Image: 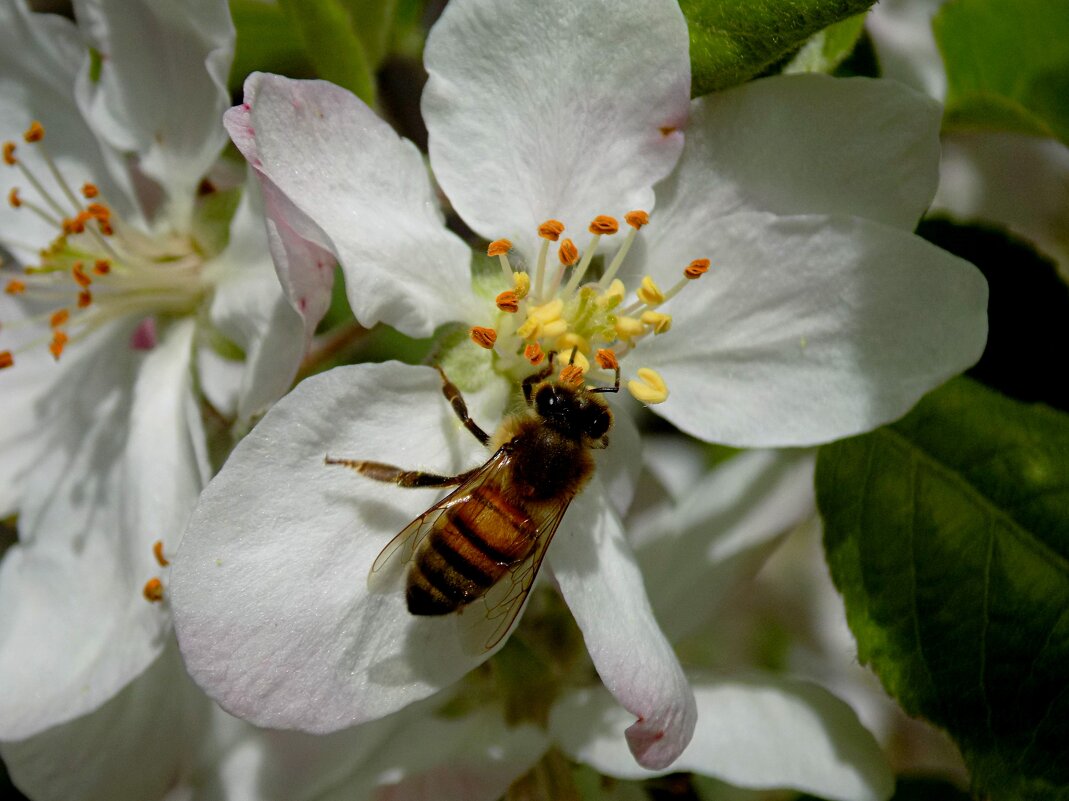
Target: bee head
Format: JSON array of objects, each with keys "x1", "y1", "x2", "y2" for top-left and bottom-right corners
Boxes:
[{"x1": 534, "y1": 381, "x2": 613, "y2": 443}]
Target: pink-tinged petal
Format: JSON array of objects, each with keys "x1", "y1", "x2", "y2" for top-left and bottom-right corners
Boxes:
[
  {"x1": 549, "y1": 489, "x2": 696, "y2": 769},
  {"x1": 423, "y1": 0, "x2": 690, "y2": 258},
  {"x1": 550, "y1": 675, "x2": 894, "y2": 801},
  {"x1": 637, "y1": 212, "x2": 988, "y2": 447},
  {"x1": 224, "y1": 73, "x2": 473, "y2": 338},
  {"x1": 170, "y1": 364, "x2": 501, "y2": 733}
]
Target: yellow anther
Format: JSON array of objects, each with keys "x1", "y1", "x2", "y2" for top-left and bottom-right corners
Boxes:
[
  {"x1": 588, "y1": 215, "x2": 619, "y2": 235},
  {"x1": 527, "y1": 298, "x2": 564, "y2": 325},
  {"x1": 538, "y1": 219, "x2": 565, "y2": 241},
  {"x1": 143, "y1": 577, "x2": 164, "y2": 603},
  {"x1": 77, "y1": 290, "x2": 92, "y2": 308},
  {"x1": 542, "y1": 318, "x2": 568, "y2": 339},
  {"x1": 23, "y1": 121, "x2": 45, "y2": 143},
  {"x1": 595, "y1": 348, "x2": 619, "y2": 371},
  {"x1": 512, "y1": 271, "x2": 530, "y2": 299},
  {"x1": 2, "y1": 141, "x2": 16, "y2": 165},
  {"x1": 684, "y1": 258, "x2": 710, "y2": 279},
  {"x1": 153, "y1": 540, "x2": 170, "y2": 567},
  {"x1": 0, "y1": 351, "x2": 13, "y2": 370},
  {"x1": 49, "y1": 330, "x2": 68, "y2": 360},
  {"x1": 8, "y1": 188, "x2": 20, "y2": 208},
  {"x1": 641, "y1": 310, "x2": 672, "y2": 334},
  {"x1": 470, "y1": 326, "x2": 498, "y2": 349},
  {"x1": 600, "y1": 278, "x2": 625, "y2": 305},
  {"x1": 49, "y1": 309, "x2": 70, "y2": 329},
  {"x1": 628, "y1": 368, "x2": 669, "y2": 404},
  {"x1": 487, "y1": 239, "x2": 512, "y2": 257},
  {"x1": 624, "y1": 210, "x2": 649, "y2": 229},
  {"x1": 636, "y1": 275, "x2": 665, "y2": 307},
  {"x1": 556, "y1": 332, "x2": 589, "y2": 355},
  {"x1": 72, "y1": 261, "x2": 91, "y2": 288},
  {"x1": 5, "y1": 279, "x2": 26, "y2": 295},
  {"x1": 614, "y1": 315, "x2": 644, "y2": 341},
  {"x1": 558, "y1": 238, "x2": 579, "y2": 266},
  {"x1": 524, "y1": 343, "x2": 545, "y2": 365},
  {"x1": 495, "y1": 290, "x2": 519, "y2": 313},
  {"x1": 81, "y1": 182, "x2": 100, "y2": 199},
  {"x1": 516, "y1": 318, "x2": 541, "y2": 340},
  {"x1": 559, "y1": 364, "x2": 585, "y2": 386}
]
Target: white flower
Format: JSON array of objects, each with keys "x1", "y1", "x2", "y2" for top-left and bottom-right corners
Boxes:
[
  {"x1": 0, "y1": 0, "x2": 305, "y2": 743},
  {"x1": 170, "y1": 0, "x2": 988, "y2": 774}
]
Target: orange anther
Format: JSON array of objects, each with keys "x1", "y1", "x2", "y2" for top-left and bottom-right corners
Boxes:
[
  {"x1": 2, "y1": 141, "x2": 16, "y2": 165},
  {"x1": 72, "y1": 262, "x2": 91, "y2": 288},
  {"x1": 23, "y1": 121, "x2": 45, "y2": 143},
  {"x1": 469, "y1": 326, "x2": 497, "y2": 349},
  {"x1": 50, "y1": 308, "x2": 70, "y2": 328},
  {"x1": 142, "y1": 577, "x2": 164, "y2": 603},
  {"x1": 595, "y1": 348, "x2": 619, "y2": 371},
  {"x1": 5, "y1": 279, "x2": 26, "y2": 295},
  {"x1": 93, "y1": 259, "x2": 111, "y2": 275},
  {"x1": 487, "y1": 239, "x2": 512, "y2": 257},
  {"x1": 684, "y1": 258, "x2": 710, "y2": 279},
  {"x1": 559, "y1": 364, "x2": 585, "y2": 386},
  {"x1": 588, "y1": 215, "x2": 619, "y2": 235},
  {"x1": 49, "y1": 330, "x2": 68, "y2": 360},
  {"x1": 558, "y1": 238, "x2": 579, "y2": 266},
  {"x1": 98, "y1": 220, "x2": 113, "y2": 236},
  {"x1": 538, "y1": 220, "x2": 565, "y2": 241},
  {"x1": 153, "y1": 540, "x2": 169, "y2": 567},
  {"x1": 0, "y1": 351, "x2": 13, "y2": 369},
  {"x1": 86, "y1": 203, "x2": 110, "y2": 220},
  {"x1": 495, "y1": 290, "x2": 519, "y2": 313},
  {"x1": 81, "y1": 183, "x2": 99, "y2": 199},
  {"x1": 8, "y1": 188, "x2": 21, "y2": 208},
  {"x1": 62, "y1": 217, "x2": 80, "y2": 235},
  {"x1": 624, "y1": 210, "x2": 649, "y2": 229},
  {"x1": 77, "y1": 290, "x2": 92, "y2": 308},
  {"x1": 524, "y1": 343, "x2": 545, "y2": 365}
]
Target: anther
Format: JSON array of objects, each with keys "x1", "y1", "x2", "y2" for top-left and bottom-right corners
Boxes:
[
  {"x1": 23, "y1": 121, "x2": 45, "y2": 143},
  {"x1": 77, "y1": 290, "x2": 92, "y2": 308},
  {"x1": 487, "y1": 239, "x2": 512, "y2": 257},
  {"x1": 72, "y1": 262, "x2": 91, "y2": 288},
  {"x1": 595, "y1": 349, "x2": 619, "y2": 371},
  {"x1": 2, "y1": 142, "x2": 16, "y2": 165},
  {"x1": 557, "y1": 332, "x2": 589, "y2": 355},
  {"x1": 81, "y1": 183, "x2": 99, "y2": 199},
  {"x1": 143, "y1": 577, "x2": 164, "y2": 603},
  {"x1": 512, "y1": 271, "x2": 530, "y2": 299},
  {"x1": 628, "y1": 368, "x2": 669, "y2": 404},
  {"x1": 93, "y1": 259, "x2": 111, "y2": 275},
  {"x1": 8, "y1": 188, "x2": 20, "y2": 208},
  {"x1": 495, "y1": 290, "x2": 519, "y2": 313},
  {"x1": 558, "y1": 238, "x2": 579, "y2": 266},
  {"x1": 0, "y1": 351, "x2": 13, "y2": 369},
  {"x1": 86, "y1": 203, "x2": 110, "y2": 220},
  {"x1": 49, "y1": 309, "x2": 69, "y2": 328},
  {"x1": 624, "y1": 210, "x2": 649, "y2": 229},
  {"x1": 49, "y1": 330, "x2": 68, "y2": 360},
  {"x1": 559, "y1": 364, "x2": 585, "y2": 385},
  {"x1": 5, "y1": 279, "x2": 26, "y2": 295},
  {"x1": 470, "y1": 326, "x2": 498, "y2": 349},
  {"x1": 685, "y1": 258, "x2": 710, "y2": 279},
  {"x1": 641, "y1": 310, "x2": 672, "y2": 334},
  {"x1": 588, "y1": 215, "x2": 619, "y2": 235},
  {"x1": 153, "y1": 540, "x2": 170, "y2": 567},
  {"x1": 524, "y1": 343, "x2": 545, "y2": 365},
  {"x1": 538, "y1": 220, "x2": 565, "y2": 241},
  {"x1": 636, "y1": 276, "x2": 665, "y2": 307}
]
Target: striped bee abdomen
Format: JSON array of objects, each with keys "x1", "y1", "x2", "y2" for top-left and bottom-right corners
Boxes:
[{"x1": 406, "y1": 485, "x2": 538, "y2": 616}]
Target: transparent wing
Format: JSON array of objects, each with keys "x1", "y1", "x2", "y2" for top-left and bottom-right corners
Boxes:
[
  {"x1": 456, "y1": 494, "x2": 572, "y2": 655},
  {"x1": 366, "y1": 451, "x2": 509, "y2": 594}
]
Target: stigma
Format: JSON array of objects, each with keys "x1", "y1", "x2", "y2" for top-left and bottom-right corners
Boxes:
[
  {"x1": 1, "y1": 121, "x2": 207, "y2": 370},
  {"x1": 468, "y1": 212, "x2": 709, "y2": 404}
]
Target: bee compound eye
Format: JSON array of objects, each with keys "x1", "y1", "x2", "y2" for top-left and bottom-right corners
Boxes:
[
  {"x1": 586, "y1": 408, "x2": 611, "y2": 438},
  {"x1": 535, "y1": 385, "x2": 561, "y2": 416}
]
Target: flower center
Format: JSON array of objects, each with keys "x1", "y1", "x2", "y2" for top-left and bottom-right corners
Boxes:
[
  {"x1": 1, "y1": 122, "x2": 208, "y2": 369},
  {"x1": 468, "y1": 212, "x2": 709, "y2": 404}
]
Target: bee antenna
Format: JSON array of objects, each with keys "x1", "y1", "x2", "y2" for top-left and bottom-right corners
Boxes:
[
  {"x1": 567, "y1": 345, "x2": 579, "y2": 365},
  {"x1": 589, "y1": 364, "x2": 621, "y2": 394}
]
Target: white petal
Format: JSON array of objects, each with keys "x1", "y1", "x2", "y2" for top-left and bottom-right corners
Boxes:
[
  {"x1": 72, "y1": 0, "x2": 233, "y2": 218},
  {"x1": 631, "y1": 449, "x2": 816, "y2": 642},
  {"x1": 0, "y1": 643, "x2": 213, "y2": 801},
  {"x1": 638, "y1": 212, "x2": 989, "y2": 446},
  {"x1": 171, "y1": 363, "x2": 500, "y2": 733},
  {"x1": 634, "y1": 76, "x2": 940, "y2": 282},
  {"x1": 423, "y1": 0, "x2": 690, "y2": 255},
  {"x1": 550, "y1": 675, "x2": 894, "y2": 801},
  {"x1": 0, "y1": 320, "x2": 202, "y2": 738},
  {"x1": 867, "y1": 0, "x2": 947, "y2": 101},
  {"x1": 549, "y1": 490, "x2": 696, "y2": 769},
  {"x1": 225, "y1": 73, "x2": 473, "y2": 337}
]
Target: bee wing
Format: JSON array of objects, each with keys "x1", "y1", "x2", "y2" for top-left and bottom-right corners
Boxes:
[
  {"x1": 366, "y1": 452, "x2": 506, "y2": 594},
  {"x1": 456, "y1": 493, "x2": 572, "y2": 655}
]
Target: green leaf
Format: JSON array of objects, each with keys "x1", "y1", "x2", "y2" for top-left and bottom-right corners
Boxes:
[
  {"x1": 338, "y1": 0, "x2": 398, "y2": 69},
  {"x1": 679, "y1": 0, "x2": 876, "y2": 96},
  {"x1": 277, "y1": 0, "x2": 377, "y2": 105},
  {"x1": 229, "y1": 0, "x2": 313, "y2": 90},
  {"x1": 934, "y1": 0, "x2": 1069, "y2": 145},
  {"x1": 783, "y1": 12, "x2": 867, "y2": 76},
  {"x1": 818, "y1": 377, "x2": 1069, "y2": 800}
]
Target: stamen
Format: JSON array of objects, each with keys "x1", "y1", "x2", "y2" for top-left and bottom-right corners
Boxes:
[
  {"x1": 641, "y1": 310, "x2": 672, "y2": 334},
  {"x1": 495, "y1": 290, "x2": 519, "y2": 313},
  {"x1": 636, "y1": 276, "x2": 665, "y2": 307},
  {"x1": 538, "y1": 220, "x2": 564, "y2": 241},
  {"x1": 77, "y1": 290, "x2": 92, "y2": 308},
  {"x1": 624, "y1": 210, "x2": 649, "y2": 229},
  {"x1": 564, "y1": 216, "x2": 618, "y2": 298},
  {"x1": 2, "y1": 142, "x2": 15, "y2": 166},
  {"x1": 22, "y1": 121, "x2": 44, "y2": 143},
  {"x1": 512, "y1": 271, "x2": 530, "y2": 299},
  {"x1": 72, "y1": 262, "x2": 91, "y2": 288},
  {"x1": 49, "y1": 330, "x2": 68, "y2": 360},
  {"x1": 600, "y1": 210, "x2": 647, "y2": 289},
  {"x1": 7, "y1": 188, "x2": 20, "y2": 208},
  {"x1": 0, "y1": 351, "x2": 12, "y2": 369},
  {"x1": 153, "y1": 540, "x2": 170, "y2": 567},
  {"x1": 5, "y1": 279, "x2": 26, "y2": 295},
  {"x1": 628, "y1": 368, "x2": 669, "y2": 404},
  {"x1": 81, "y1": 183, "x2": 99, "y2": 199},
  {"x1": 93, "y1": 259, "x2": 111, "y2": 275},
  {"x1": 559, "y1": 364, "x2": 585, "y2": 385},
  {"x1": 524, "y1": 343, "x2": 545, "y2": 365},
  {"x1": 487, "y1": 239, "x2": 513, "y2": 282},
  {"x1": 557, "y1": 332, "x2": 589, "y2": 356},
  {"x1": 595, "y1": 348, "x2": 619, "y2": 371},
  {"x1": 470, "y1": 326, "x2": 498, "y2": 350},
  {"x1": 614, "y1": 315, "x2": 644, "y2": 343},
  {"x1": 588, "y1": 215, "x2": 619, "y2": 235},
  {"x1": 142, "y1": 577, "x2": 164, "y2": 603},
  {"x1": 684, "y1": 258, "x2": 710, "y2": 279},
  {"x1": 558, "y1": 238, "x2": 579, "y2": 266},
  {"x1": 50, "y1": 309, "x2": 70, "y2": 328}
]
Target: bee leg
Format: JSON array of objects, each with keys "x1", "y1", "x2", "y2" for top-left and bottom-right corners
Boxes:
[
  {"x1": 434, "y1": 366, "x2": 490, "y2": 446},
  {"x1": 325, "y1": 457, "x2": 480, "y2": 488},
  {"x1": 522, "y1": 351, "x2": 557, "y2": 406}
]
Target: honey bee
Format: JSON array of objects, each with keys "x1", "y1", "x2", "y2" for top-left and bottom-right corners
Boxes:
[{"x1": 325, "y1": 352, "x2": 619, "y2": 654}]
